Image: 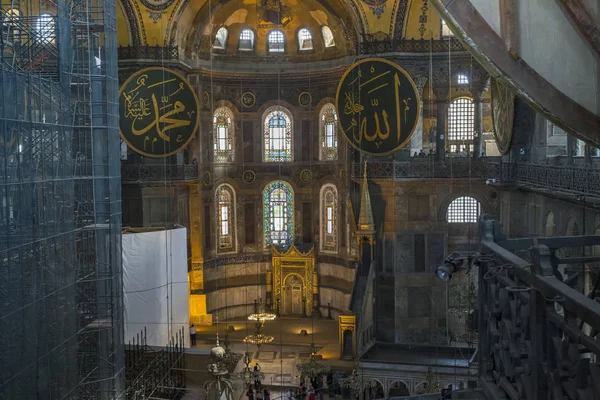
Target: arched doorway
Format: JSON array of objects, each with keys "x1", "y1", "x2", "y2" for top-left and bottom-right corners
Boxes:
[{"x1": 283, "y1": 274, "x2": 304, "y2": 315}]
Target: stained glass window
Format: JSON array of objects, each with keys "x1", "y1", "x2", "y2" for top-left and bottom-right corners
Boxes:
[
  {"x1": 213, "y1": 27, "x2": 228, "y2": 49},
  {"x1": 447, "y1": 196, "x2": 480, "y2": 223},
  {"x1": 320, "y1": 184, "x2": 338, "y2": 252},
  {"x1": 319, "y1": 104, "x2": 338, "y2": 161},
  {"x1": 298, "y1": 28, "x2": 313, "y2": 51},
  {"x1": 268, "y1": 30, "x2": 285, "y2": 53},
  {"x1": 216, "y1": 184, "x2": 236, "y2": 251},
  {"x1": 322, "y1": 26, "x2": 335, "y2": 48},
  {"x1": 263, "y1": 181, "x2": 294, "y2": 247},
  {"x1": 448, "y1": 97, "x2": 474, "y2": 153},
  {"x1": 213, "y1": 107, "x2": 234, "y2": 163},
  {"x1": 263, "y1": 107, "x2": 292, "y2": 162}
]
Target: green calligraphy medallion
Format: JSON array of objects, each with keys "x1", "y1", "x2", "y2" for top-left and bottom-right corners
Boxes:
[
  {"x1": 335, "y1": 58, "x2": 420, "y2": 156},
  {"x1": 119, "y1": 67, "x2": 200, "y2": 158}
]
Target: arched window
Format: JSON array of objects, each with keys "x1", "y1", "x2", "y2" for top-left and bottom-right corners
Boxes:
[
  {"x1": 320, "y1": 184, "x2": 338, "y2": 252},
  {"x1": 441, "y1": 19, "x2": 454, "y2": 37},
  {"x1": 268, "y1": 30, "x2": 285, "y2": 53},
  {"x1": 447, "y1": 196, "x2": 480, "y2": 223},
  {"x1": 457, "y1": 74, "x2": 469, "y2": 85},
  {"x1": 322, "y1": 26, "x2": 335, "y2": 48},
  {"x1": 298, "y1": 28, "x2": 313, "y2": 51},
  {"x1": 319, "y1": 104, "x2": 338, "y2": 161},
  {"x1": 263, "y1": 107, "x2": 292, "y2": 162},
  {"x1": 239, "y1": 29, "x2": 255, "y2": 51},
  {"x1": 545, "y1": 211, "x2": 555, "y2": 236},
  {"x1": 213, "y1": 107, "x2": 234, "y2": 163},
  {"x1": 36, "y1": 13, "x2": 55, "y2": 43},
  {"x1": 216, "y1": 184, "x2": 236, "y2": 252},
  {"x1": 448, "y1": 98, "x2": 475, "y2": 153},
  {"x1": 213, "y1": 27, "x2": 228, "y2": 49},
  {"x1": 263, "y1": 181, "x2": 294, "y2": 247}
]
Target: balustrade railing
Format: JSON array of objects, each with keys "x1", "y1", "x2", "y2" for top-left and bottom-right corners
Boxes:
[
  {"x1": 121, "y1": 164, "x2": 198, "y2": 182},
  {"x1": 351, "y1": 158, "x2": 498, "y2": 179},
  {"x1": 477, "y1": 216, "x2": 600, "y2": 399},
  {"x1": 486, "y1": 162, "x2": 600, "y2": 196}
]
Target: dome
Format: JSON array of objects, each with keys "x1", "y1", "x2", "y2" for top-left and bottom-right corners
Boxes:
[{"x1": 186, "y1": 0, "x2": 358, "y2": 64}]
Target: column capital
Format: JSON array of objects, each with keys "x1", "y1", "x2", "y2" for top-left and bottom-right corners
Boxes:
[
  {"x1": 412, "y1": 75, "x2": 429, "y2": 98},
  {"x1": 471, "y1": 83, "x2": 490, "y2": 101}
]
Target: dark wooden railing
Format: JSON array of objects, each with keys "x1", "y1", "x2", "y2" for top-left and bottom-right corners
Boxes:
[
  {"x1": 477, "y1": 215, "x2": 600, "y2": 399},
  {"x1": 486, "y1": 162, "x2": 600, "y2": 197}
]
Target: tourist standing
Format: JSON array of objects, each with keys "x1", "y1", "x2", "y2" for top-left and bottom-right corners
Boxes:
[{"x1": 189, "y1": 324, "x2": 197, "y2": 346}]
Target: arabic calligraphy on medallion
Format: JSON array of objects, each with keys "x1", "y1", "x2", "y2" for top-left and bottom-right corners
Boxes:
[
  {"x1": 335, "y1": 58, "x2": 420, "y2": 156},
  {"x1": 119, "y1": 67, "x2": 200, "y2": 158},
  {"x1": 491, "y1": 78, "x2": 515, "y2": 155}
]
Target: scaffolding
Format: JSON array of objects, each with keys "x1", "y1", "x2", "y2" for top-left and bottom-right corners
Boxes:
[{"x1": 0, "y1": 0, "x2": 124, "y2": 396}]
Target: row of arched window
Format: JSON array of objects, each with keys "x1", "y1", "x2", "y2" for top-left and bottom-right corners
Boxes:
[
  {"x1": 213, "y1": 26, "x2": 336, "y2": 53},
  {"x1": 214, "y1": 96, "x2": 478, "y2": 163},
  {"x1": 213, "y1": 104, "x2": 338, "y2": 163},
  {"x1": 215, "y1": 182, "x2": 339, "y2": 252},
  {"x1": 216, "y1": 187, "x2": 480, "y2": 255}
]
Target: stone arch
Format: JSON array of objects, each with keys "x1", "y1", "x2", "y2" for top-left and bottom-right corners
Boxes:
[
  {"x1": 566, "y1": 216, "x2": 580, "y2": 236},
  {"x1": 388, "y1": 380, "x2": 410, "y2": 397},
  {"x1": 544, "y1": 211, "x2": 555, "y2": 236}
]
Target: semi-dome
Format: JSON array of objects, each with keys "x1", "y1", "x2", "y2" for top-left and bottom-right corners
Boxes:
[{"x1": 185, "y1": 0, "x2": 358, "y2": 64}]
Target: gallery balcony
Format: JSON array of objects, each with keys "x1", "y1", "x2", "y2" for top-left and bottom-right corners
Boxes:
[
  {"x1": 486, "y1": 161, "x2": 600, "y2": 198},
  {"x1": 120, "y1": 164, "x2": 198, "y2": 184},
  {"x1": 351, "y1": 157, "x2": 501, "y2": 180}
]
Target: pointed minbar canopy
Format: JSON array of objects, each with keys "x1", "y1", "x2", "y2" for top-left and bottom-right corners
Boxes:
[
  {"x1": 356, "y1": 161, "x2": 376, "y2": 259},
  {"x1": 358, "y1": 161, "x2": 375, "y2": 234}
]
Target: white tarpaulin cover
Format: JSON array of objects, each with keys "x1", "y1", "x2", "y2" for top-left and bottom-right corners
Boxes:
[{"x1": 123, "y1": 228, "x2": 190, "y2": 347}]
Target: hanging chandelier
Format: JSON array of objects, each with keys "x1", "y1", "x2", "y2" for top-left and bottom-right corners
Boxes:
[
  {"x1": 243, "y1": 333, "x2": 275, "y2": 346},
  {"x1": 221, "y1": 334, "x2": 243, "y2": 370},
  {"x1": 416, "y1": 367, "x2": 442, "y2": 394},
  {"x1": 296, "y1": 343, "x2": 330, "y2": 378},
  {"x1": 248, "y1": 298, "x2": 276, "y2": 324},
  {"x1": 339, "y1": 358, "x2": 376, "y2": 394},
  {"x1": 231, "y1": 351, "x2": 264, "y2": 385},
  {"x1": 244, "y1": 298, "x2": 275, "y2": 349},
  {"x1": 204, "y1": 335, "x2": 235, "y2": 400}
]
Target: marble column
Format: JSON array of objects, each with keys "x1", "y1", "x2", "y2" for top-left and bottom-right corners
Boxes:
[
  {"x1": 432, "y1": 84, "x2": 449, "y2": 163},
  {"x1": 410, "y1": 76, "x2": 429, "y2": 155},
  {"x1": 435, "y1": 100, "x2": 448, "y2": 162},
  {"x1": 585, "y1": 143, "x2": 592, "y2": 165},
  {"x1": 567, "y1": 135, "x2": 576, "y2": 165},
  {"x1": 472, "y1": 88, "x2": 486, "y2": 158}
]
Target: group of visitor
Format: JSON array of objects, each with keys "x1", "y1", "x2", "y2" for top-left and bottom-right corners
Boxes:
[{"x1": 246, "y1": 364, "x2": 271, "y2": 400}]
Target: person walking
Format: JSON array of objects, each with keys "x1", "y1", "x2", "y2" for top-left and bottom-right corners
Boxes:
[
  {"x1": 246, "y1": 386, "x2": 254, "y2": 400},
  {"x1": 253, "y1": 363, "x2": 261, "y2": 389},
  {"x1": 189, "y1": 324, "x2": 197, "y2": 347},
  {"x1": 264, "y1": 389, "x2": 270, "y2": 400}
]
